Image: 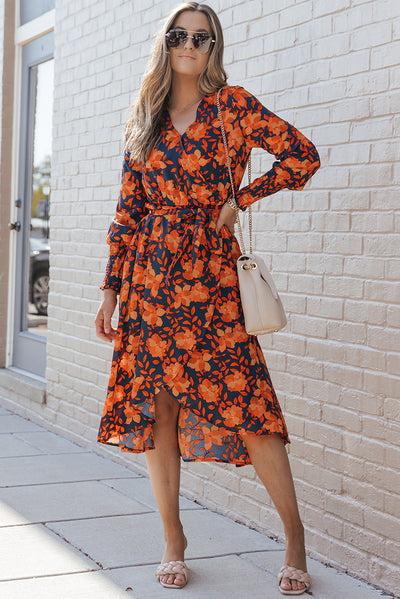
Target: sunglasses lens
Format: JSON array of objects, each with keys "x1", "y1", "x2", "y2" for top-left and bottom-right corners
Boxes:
[
  {"x1": 166, "y1": 30, "x2": 186, "y2": 48},
  {"x1": 193, "y1": 33, "x2": 212, "y2": 53}
]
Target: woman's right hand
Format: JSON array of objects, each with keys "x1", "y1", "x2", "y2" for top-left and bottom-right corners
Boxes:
[{"x1": 95, "y1": 289, "x2": 118, "y2": 342}]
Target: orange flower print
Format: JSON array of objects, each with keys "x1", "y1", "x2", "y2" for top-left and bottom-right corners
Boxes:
[
  {"x1": 248, "y1": 397, "x2": 267, "y2": 420},
  {"x1": 221, "y1": 405, "x2": 244, "y2": 427},
  {"x1": 203, "y1": 425, "x2": 225, "y2": 450},
  {"x1": 187, "y1": 351, "x2": 212, "y2": 373},
  {"x1": 182, "y1": 257, "x2": 205, "y2": 280},
  {"x1": 199, "y1": 379, "x2": 219, "y2": 403},
  {"x1": 145, "y1": 266, "x2": 164, "y2": 298},
  {"x1": 175, "y1": 330, "x2": 197, "y2": 350},
  {"x1": 172, "y1": 285, "x2": 194, "y2": 309},
  {"x1": 225, "y1": 370, "x2": 247, "y2": 392},
  {"x1": 123, "y1": 404, "x2": 141, "y2": 425},
  {"x1": 183, "y1": 149, "x2": 209, "y2": 174},
  {"x1": 146, "y1": 334, "x2": 169, "y2": 358},
  {"x1": 164, "y1": 229, "x2": 181, "y2": 253},
  {"x1": 163, "y1": 362, "x2": 190, "y2": 396},
  {"x1": 219, "y1": 300, "x2": 240, "y2": 322},
  {"x1": 142, "y1": 301, "x2": 165, "y2": 327}
]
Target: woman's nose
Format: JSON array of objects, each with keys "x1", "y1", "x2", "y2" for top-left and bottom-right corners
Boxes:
[{"x1": 183, "y1": 35, "x2": 195, "y2": 50}]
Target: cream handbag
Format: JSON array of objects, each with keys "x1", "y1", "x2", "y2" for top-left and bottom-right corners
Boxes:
[{"x1": 216, "y1": 89, "x2": 287, "y2": 335}]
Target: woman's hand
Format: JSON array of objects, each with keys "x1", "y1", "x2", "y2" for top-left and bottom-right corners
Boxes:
[
  {"x1": 215, "y1": 199, "x2": 236, "y2": 234},
  {"x1": 95, "y1": 289, "x2": 118, "y2": 342}
]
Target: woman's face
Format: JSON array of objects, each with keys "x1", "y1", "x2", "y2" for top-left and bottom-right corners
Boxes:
[{"x1": 168, "y1": 11, "x2": 213, "y2": 78}]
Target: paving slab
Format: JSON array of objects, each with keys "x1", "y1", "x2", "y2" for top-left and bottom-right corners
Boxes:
[
  {"x1": 102, "y1": 476, "x2": 202, "y2": 511},
  {"x1": 241, "y1": 550, "x2": 387, "y2": 599},
  {"x1": 0, "y1": 554, "x2": 285, "y2": 599},
  {"x1": 0, "y1": 433, "x2": 45, "y2": 457},
  {"x1": 14, "y1": 430, "x2": 90, "y2": 454},
  {"x1": 46, "y1": 508, "x2": 277, "y2": 569},
  {"x1": 0, "y1": 523, "x2": 97, "y2": 581},
  {"x1": 0, "y1": 570, "x2": 129, "y2": 599},
  {"x1": 0, "y1": 452, "x2": 136, "y2": 487},
  {"x1": 0, "y1": 480, "x2": 151, "y2": 526},
  {"x1": 0, "y1": 414, "x2": 45, "y2": 433}
]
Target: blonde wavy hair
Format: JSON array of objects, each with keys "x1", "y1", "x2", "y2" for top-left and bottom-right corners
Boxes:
[{"x1": 124, "y1": 2, "x2": 228, "y2": 163}]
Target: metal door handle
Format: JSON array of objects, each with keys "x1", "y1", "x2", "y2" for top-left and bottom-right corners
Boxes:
[{"x1": 8, "y1": 221, "x2": 21, "y2": 232}]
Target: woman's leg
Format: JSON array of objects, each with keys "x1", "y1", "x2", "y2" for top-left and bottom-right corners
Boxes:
[
  {"x1": 145, "y1": 388, "x2": 187, "y2": 587},
  {"x1": 241, "y1": 432, "x2": 307, "y2": 593}
]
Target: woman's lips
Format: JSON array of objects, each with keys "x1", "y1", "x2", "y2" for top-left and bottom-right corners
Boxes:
[{"x1": 179, "y1": 55, "x2": 195, "y2": 60}]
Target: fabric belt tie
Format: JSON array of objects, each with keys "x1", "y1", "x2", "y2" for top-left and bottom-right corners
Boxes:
[{"x1": 144, "y1": 204, "x2": 221, "y2": 285}]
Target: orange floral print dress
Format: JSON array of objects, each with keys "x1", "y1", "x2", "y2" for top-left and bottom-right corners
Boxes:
[{"x1": 97, "y1": 85, "x2": 320, "y2": 465}]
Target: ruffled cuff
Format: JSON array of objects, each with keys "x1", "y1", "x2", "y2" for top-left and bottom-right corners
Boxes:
[{"x1": 100, "y1": 219, "x2": 138, "y2": 293}]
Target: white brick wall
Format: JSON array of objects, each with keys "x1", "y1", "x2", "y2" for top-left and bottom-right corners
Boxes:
[{"x1": 2, "y1": 0, "x2": 399, "y2": 595}]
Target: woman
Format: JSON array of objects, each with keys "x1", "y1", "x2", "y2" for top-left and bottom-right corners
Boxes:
[{"x1": 95, "y1": 2, "x2": 320, "y2": 594}]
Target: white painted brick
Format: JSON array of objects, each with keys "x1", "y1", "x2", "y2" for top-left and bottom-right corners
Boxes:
[
  {"x1": 346, "y1": 69, "x2": 389, "y2": 97},
  {"x1": 350, "y1": 164, "x2": 392, "y2": 188},
  {"x1": 311, "y1": 212, "x2": 350, "y2": 231},
  {"x1": 343, "y1": 345, "x2": 386, "y2": 372},
  {"x1": 327, "y1": 321, "x2": 366, "y2": 344},
  {"x1": 330, "y1": 49, "x2": 370, "y2": 78},
  {"x1": 343, "y1": 257, "x2": 385, "y2": 279},
  {"x1": 307, "y1": 297, "x2": 343, "y2": 319},
  {"x1": 364, "y1": 235, "x2": 399, "y2": 257},
  {"x1": 314, "y1": 0, "x2": 351, "y2": 17},
  {"x1": 367, "y1": 326, "x2": 400, "y2": 352},
  {"x1": 291, "y1": 314, "x2": 326, "y2": 339},
  {"x1": 324, "y1": 234, "x2": 363, "y2": 255},
  {"x1": 351, "y1": 21, "x2": 392, "y2": 50},
  {"x1": 308, "y1": 79, "x2": 347, "y2": 104},
  {"x1": 330, "y1": 190, "x2": 370, "y2": 211},
  {"x1": 371, "y1": 40, "x2": 400, "y2": 69},
  {"x1": 324, "y1": 276, "x2": 364, "y2": 299},
  {"x1": 350, "y1": 118, "x2": 393, "y2": 142}
]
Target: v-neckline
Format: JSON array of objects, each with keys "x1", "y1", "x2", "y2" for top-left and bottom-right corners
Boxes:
[{"x1": 166, "y1": 95, "x2": 207, "y2": 139}]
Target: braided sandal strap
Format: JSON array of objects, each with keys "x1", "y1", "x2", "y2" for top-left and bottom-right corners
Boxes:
[
  {"x1": 155, "y1": 560, "x2": 188, "y2": 581},
  {"x1": 278, "y1": 565, "x2": 311, "y2": 590}
]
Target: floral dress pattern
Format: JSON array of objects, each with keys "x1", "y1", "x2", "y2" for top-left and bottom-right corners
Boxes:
[{"x1": 97, "y1": 85, "x2": 320, "y2": 465}]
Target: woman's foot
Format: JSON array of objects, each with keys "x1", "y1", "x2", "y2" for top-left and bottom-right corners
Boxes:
[
  {"x1": 279, "y1": 526, "x2": 308, "y2": 593},
  {"x1": 159, "y1": 529, "x2": 188, "y2": 587}
]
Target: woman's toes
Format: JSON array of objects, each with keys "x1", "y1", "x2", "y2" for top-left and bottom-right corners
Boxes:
[
  {"x1": 280, "y1": 577, "x2": 292, "y2": 590},
  {"x1": 291, "y1": 579, "x2": 305, "y2": 591},
  {"x1": 280, "y1": 576, "x2": 306, "y2": 592}
]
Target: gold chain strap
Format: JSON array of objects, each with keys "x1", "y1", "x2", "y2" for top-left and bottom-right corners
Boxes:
[{"x1": 216, "y1": 87, "x2": 252, "y2": 255}]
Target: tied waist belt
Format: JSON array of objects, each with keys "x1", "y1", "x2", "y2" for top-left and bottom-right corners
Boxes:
[
  {"x1": 145, "y1": 204, "x2": 218, "y2": 218},
  {"x1": 143, "y1": 204, "x2": 221, "y2": 285}
]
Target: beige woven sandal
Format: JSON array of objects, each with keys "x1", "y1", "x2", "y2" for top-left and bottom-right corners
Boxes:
[
  {"x1": 155, "y1": 560, "x2": 188, "y2": 589},
  {"x1": 278, "y1": 565, "x2": 311, "y2": 595}
]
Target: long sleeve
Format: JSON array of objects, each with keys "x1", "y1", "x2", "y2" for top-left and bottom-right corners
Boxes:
[
  {"x1": 231, "y1": 87, "x2": 320, "y2": 209},
  {"x1": 101, "y1": 152, "x2": 148, "y2": 292}
]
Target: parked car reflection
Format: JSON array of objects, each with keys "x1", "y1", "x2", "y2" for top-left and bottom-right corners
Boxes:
[{"x1": 29, "y1": 236, "x2": 49, "y2": 316}]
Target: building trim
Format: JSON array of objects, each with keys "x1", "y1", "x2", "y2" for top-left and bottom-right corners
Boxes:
[{"x1": 15, "y1": 9, "x2": 55, "y2": 46}]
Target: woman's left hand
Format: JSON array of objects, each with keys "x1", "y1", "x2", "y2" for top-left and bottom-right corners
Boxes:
[{"x1": 215, "y1": 200, "x2": 236, "y2": 234}]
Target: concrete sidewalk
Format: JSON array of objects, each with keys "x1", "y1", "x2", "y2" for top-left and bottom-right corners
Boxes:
[{"x1": 0, "y1": 403, "x2": 392, "y2": 599}]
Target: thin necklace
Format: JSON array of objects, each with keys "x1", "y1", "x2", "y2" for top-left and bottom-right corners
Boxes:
[{"x1": 168, "y1": 96, "x2": 203, "y2": 113}]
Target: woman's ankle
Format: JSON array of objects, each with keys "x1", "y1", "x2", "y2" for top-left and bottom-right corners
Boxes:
[
  {"x1": 284, "y1": 522, "x2": 305, "y2": 542},
  {"x1": 164, "y1": 524, "x2": 185, "y2": 543}
]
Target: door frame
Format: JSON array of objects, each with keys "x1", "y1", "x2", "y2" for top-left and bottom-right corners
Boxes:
[{"x1": 6, "y1": 6, "x2": 55, "y2": 377}]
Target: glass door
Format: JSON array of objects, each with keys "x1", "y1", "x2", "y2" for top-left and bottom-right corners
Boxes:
[{"x1": 11, "y1": 32, "x2": 54, "y2": 377}]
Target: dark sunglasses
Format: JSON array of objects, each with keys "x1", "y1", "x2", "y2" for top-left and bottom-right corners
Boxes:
[{"x1": 165, "y1": 29, "x2": 215, "y2": 54}]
